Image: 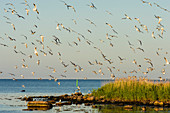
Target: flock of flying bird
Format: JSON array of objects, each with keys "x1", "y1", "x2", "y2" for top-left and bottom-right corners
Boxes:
[{"x1": 0, "y1": 0, "x2": 170, "y2": 84}]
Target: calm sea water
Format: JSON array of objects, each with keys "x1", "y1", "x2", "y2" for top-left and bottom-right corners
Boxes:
[{"x1": 0, "y1": 79, "x2": 110, "y2": 113}]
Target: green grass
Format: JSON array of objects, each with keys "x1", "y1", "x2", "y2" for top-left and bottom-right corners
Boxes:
[{"x1": 92, "y1": 77, "x2": 170, "y2": 102}]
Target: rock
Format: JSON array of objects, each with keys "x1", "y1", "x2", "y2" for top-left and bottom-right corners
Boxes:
[
  {"x1": 21, "y1": 97, "x2": 27, "y2": 101},
  {"x1": 74, "y1": 92, "x2": 82, "y2": 96},
  {"x1": 47, "y1": 100, "x2": 56, "y2": 104},
  {"x1": 154, "y1": 107, "x2": 159, "y2": 111},
  {"x1": 83, "y1": 96, "x2": 87, "y2": 100},
  {"x1": 87, "y1": 93, "x2": 92, "y2": 96},
  {"x1": 101, "y1": 99, "x2": 106, "y2": 103},
  {"x1": 92, "y1": 105, "x2": 97, "y2": 108},
  {"x1": 27, "y1": 101, "x2": 52, "y2": 108},
  {"x1": 124, "y1": 105, "x2": 133, "y2": 109},
  {"x1": 159, "y1": 107, "x2": 164, "y2": 111},
  {"x1": 56, "y1": 101, "x2": 72, "y2": 106},
  {"x1": 77, "y1": 96, "x2": 83, "y2": 101},
  {"x1": 86, "y1": 96, "x2": 95, "y2": 101},
  {"x1": 26, "y1": 97, "x2": 33, "y2": 101},
  {"x1": 84, "y1": 103, "x2": 92, "y2": 106},
  {"x1": 99, "y1": 96, "x2": 105, "y2": 99},
  {"x1": 64, "y1": 94, "x2": 68, "y2": 97},
  {"x1": 141, "y1": 106, "x2": 146, "y2": 111},
  {"x1": 154, "y1": 101, "x2": 163, "y2": 106},
  {"x1": 21, "y1": 90, "x2": 25, "y2": 92}
]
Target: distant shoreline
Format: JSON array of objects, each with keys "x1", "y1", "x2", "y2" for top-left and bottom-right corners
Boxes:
[{"x1": 0, "y1": 78, "x2": 170, "y2": 81}]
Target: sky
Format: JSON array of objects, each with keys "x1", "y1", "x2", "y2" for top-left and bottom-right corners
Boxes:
[{"x1": 0, "y1": 0, "x2": 170, "y2": 79}]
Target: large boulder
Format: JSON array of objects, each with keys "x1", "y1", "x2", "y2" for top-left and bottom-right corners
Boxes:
[{"x1": 27, "y1": 101, "x2": 52, "y2": 108}]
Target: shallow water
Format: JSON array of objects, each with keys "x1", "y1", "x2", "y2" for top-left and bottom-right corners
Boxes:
[{"x1": 0, "y1": 79, "x2": 107, "y2": 112}]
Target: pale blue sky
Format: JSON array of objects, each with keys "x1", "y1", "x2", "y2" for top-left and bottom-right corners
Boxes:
[{"x1": 0, "y1": 0, "x2": 170, "y2": 79}]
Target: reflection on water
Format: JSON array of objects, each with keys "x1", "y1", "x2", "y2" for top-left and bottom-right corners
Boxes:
[{"x1": 97, "y1": 105, "x2": 170, "y2": 113}]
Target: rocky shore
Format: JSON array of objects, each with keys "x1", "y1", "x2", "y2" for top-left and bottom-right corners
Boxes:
[{"x1": 20, "y1": 92, "x2": 170, "y2": 108}]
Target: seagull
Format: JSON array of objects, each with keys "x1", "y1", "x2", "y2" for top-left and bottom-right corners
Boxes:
[
  {"x1": 110, "y1": 42, "x2": 113, "y2": 47},
  {"x1": 22, "y1": 85, "x2": 25, "y2": 88},
  {"x1": 7, "y1": 22, "x2": 16, "y2": 30},
  {"x1": 58, "y1": 52, "x2": 61, "y2": 56},
  {"x1": 4, "y1": 8, "x2": 9, "y2": 13},
  {"x1": 16, "y1": 14, "x2": 25, "y2": 19},
  {"x1": 106, "y1": 23, "x2": 113, "y2": 28},
  {"x1": 58, "y1": 82, "x2": 60, "y2": 85},
  {"x1": 61, "y1": 1, "x2": 76, "y2": 12},
  {"x1": 161, "y1": 69, "x2": 165, "y2": 75},
  {"x1": 138, "y1": 39, "x2": 142, "y2": 46},
  {"x1": 158, "y1": 77, "x2": 162, "y2": 81},
  {"x1": 70, "y1": 61, "x2": 77, "y2": 67},
  {"x1": 77, "y1": 37, "x2": 81, "y2": 42},
  {"x1": 105, "y1": 10, "x2": 112, "y2": 15},
  {"x1": 6, "y1": 3, "x2": 15, "y2": 9},
  {"x1": 40, "y1": 35, "x2": 44, "y2": 42},
  {"x1": 53, "y1": 35, "x2": 61, "y2": 44},
  {"x1": 33, "y1": 3, "x2": 39, "y2": 14},
  {"x1": 0, "y1": 43, "x2": 8, "y2": 47},
  {"x1": 72, "y1": 19, "x2": 77, "y2": 24},
  {"x1": 11, "y1": 24, "x2": 16, "y2": 30},
  {"x1": 40, "y1": 50, "x2": 47, "y2": 56},
  {"x1": 92, "y1": 71, "x2": 97, "y2": 74},
  {"x1": 31, "y1": 30, "x2": 36, "y2": 35},
  {"x1": 158, "y1": 34, "x2": 163, "y2": 39},
  {"x1": 137, "y1": 47, "x2": 144, "y2": 52},
  {"x1": 107, "y1": 67, "x2": 112, "y2": 73},
  {"x1": 160, "y1": 27, "x2": 165, "y2": 36},
  {"x1": 110, "y1": 74, "x2": 115, "y2": 80},
  {"x1": 164, "y1": 57, "x2": 169, "y2": 64},
  {"x1": 88, "y1": 61, "x2": 94, "y2": 65},
  {"x1": 128, "y1": 41, "x2": 134, "y2": 46},
  {"x1": 118, "y1": 56, "x2": 126, "y2": 61},
  {"x1": 141, "y1": 0, "x2": 152, "y2": 6},
  {"x1": 155, "y1": 15, "x2": 162, "y2": 24},
  {"x1": 37, "y1": 60, "x2": 40, "y2": 65},
  {"x1": 32, "y1": 72, "x2": 35, "y2": 76},
  {"x1": 21, "y1": 42, "x2": 28, "y2": 48},
  {"x1": 133, "y1": 59, "x2": 137, "y2": 65},
  {"x1": 87, "y1": 29, "x2": 92, "y2": 33},
  {"x1": 3, "y1": 16, "x2": 10, "y2": 20},
  {"x1": 87, "y1": 3, "x2": 97, "y2": 9},
  {"x1": 147, "y1": 61, "x2": 153, "y2": 67},
  {"x1": 73, "y1": 42, "x2": 78, "y2": 46},
  {"x1": 74, "y1": 68, "x2": 78, "y2": 72},
  {"x1": 156, "y1": 51, "x2": 160, "y2": 56},
  {"x1": 21, "y1": 35, "x2": 28, "y2": 40},
  {"x1": 20, "y1": 75, "x2": 25, "y2": 77},
  {"x1": 130, "y1": 46, "x2": 135, "y2": 53},
  {"x1": 140, "y1": 24, "x2": 148, "y2": 32},
  {"x1": 152, "y1": 32, "x2": 156, "y2": 39},
  {"x1": 122, "y1": 14, "x2": 132, "y2": 20},
  {"x1": 25, "y1": 8, "x2": 29, "y2": 15},
  {"x1": 135, "y1": 25, "x2": 143, "y2": 33},
  {"x1": 34, "y1": 47, "x2": 38, "y2": 56},
  {"x1": 86, "y1": 19, "x2": 96, "y2": 26},
  {"x1": 9, "y1": 8, "x2": 17, "y2": 14},
  {"x1": 134, "y1": 18, "x2": 141, "y2": 23}
]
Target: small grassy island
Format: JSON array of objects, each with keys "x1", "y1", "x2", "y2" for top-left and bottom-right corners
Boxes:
[{"x1": 92, "y1": 77, "x2": 170, "y2": 104}]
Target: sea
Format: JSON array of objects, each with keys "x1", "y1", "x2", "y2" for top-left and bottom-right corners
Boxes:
[{"x1": 0, "y1": 79, "x2": 111, "y2": 113}]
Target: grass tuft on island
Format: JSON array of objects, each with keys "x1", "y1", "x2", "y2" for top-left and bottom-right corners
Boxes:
[{"x1": 92, "y1": 77, "x2": 170, "y2": 102}]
